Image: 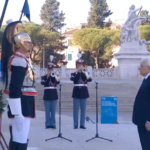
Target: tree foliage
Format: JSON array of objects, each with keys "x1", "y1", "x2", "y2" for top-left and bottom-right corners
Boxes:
[
  {"x1": 0, "y1": 22, "x2": 67, "y2": 67},
  {"x1": 87, "y1": 0, "x2": 113, "y2": 28},
  {"x1": 40, "y1": 0, "x2": 65, "y2": 32},
  {"x1": 40, "y1": 0, "x2": 67, "y2": 67},
  {"x1": 0, "y1": 25, "x2": 7, "y2": 48},
  {"x1": 0, "y1": 90, "x2": 5, "y2": 115},
  {"x1": 0, "y1": 30, "x2": 3, "y2": 48},
  {"x1": 19, "y1": 22, "x2": 59, "y2": 66},
  {"x1": 139, "y1": 25, "x2": 150, "y2": 51},
  {"x1": 73, "y1": 28, "x2": 120, "y2": 68},
  {"x1": 140, "y1": 10, "x2": 150, "y2": 25}
]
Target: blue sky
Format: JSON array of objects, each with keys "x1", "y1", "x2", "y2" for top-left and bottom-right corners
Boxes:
[{"x1": 0, "y1": 0, "x2": 150, "y2": 28}]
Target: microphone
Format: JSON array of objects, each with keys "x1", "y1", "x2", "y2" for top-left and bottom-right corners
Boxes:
[{"x1": 95, "y1": 81, "x2": 98, "y2": 84}]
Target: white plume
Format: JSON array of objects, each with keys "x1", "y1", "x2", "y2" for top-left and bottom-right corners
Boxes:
[
  {"x1": 50, "y1": 55, "x2": 54, "y2": 62},
  {"x1": 77, "y1": 53, "x2": 82, "y2": 59},
  {"x1": 6, "y1": 19, "x2": 13, "y2": 25}
]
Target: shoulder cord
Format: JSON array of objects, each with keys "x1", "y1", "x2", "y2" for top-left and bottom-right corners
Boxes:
[{"x1": 25, "y1": 58, "x2": 36, "y2": 87}]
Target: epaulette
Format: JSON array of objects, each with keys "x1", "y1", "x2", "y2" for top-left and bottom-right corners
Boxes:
[{"x1": 8, "y1": 56, "x2": 28, "y2": 72}]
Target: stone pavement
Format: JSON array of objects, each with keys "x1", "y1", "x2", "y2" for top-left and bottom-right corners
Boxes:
[{"x1": 1, "y1": 109, "x2": 141, "y2": 150}]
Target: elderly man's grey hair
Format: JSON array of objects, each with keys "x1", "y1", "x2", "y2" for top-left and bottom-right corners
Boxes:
[{"x1": 141, "y1": 58, "x2": 150, "y2": 67}]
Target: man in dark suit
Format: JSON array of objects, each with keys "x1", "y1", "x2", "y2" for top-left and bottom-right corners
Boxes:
[{"x1": 132, "y1": 58, "x2": 150, "y2": 150}]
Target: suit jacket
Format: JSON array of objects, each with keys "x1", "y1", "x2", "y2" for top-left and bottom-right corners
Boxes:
[
  {"x1": 70, "y1": 71, "x2": 92, "y2": 99},
  {"x1": 132, "y1": 76, "x2": 150, "y2": 126},
  {"x1": 41, "y1": 74, "x2": 60, "y2": 100}
]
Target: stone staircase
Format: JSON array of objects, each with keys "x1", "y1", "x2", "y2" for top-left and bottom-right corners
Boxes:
[{"x1": 35, "y1": 80, "x2": 141, "y2": 112}]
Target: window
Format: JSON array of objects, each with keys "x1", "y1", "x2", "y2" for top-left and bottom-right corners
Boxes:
[{"x1": 68, "y1": 54, "x2": 72, "y2": 60}]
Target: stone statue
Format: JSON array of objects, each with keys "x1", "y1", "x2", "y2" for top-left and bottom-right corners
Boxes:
[
  {"x1": 140, "y1": 39, "x2": 150, "y2": 45},
  {"x1": 120, "y1": 5, "x2": 146, "y2": 44},
  {"x1": 125, "y1": 5, "x2": 142, "y2": 25},
  {"x1": 115, "y1": 5, "x2": 150, "y2": 80}
]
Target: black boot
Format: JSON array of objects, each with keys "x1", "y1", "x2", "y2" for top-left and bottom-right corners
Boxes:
[
  {"x1": 9, "y1": 125, "x2": 12, "y2": 146},
  {"x1": 17, "y1": 143, "x2": 28, "y2": 150},
  {"x1": 9, "y1": 125, "x2": 19, "y2": 150},
  {"x1": 9, "y1": 141, "x2": 19, "y2": 150}
]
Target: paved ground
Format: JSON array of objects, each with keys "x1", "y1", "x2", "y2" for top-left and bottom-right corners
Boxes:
[
  {"x1": 1, "y1": 108, "x2": 141, "y2": 150},
  {"x1": 0, "y1": 80, "x2": 142, "y2": 150}
]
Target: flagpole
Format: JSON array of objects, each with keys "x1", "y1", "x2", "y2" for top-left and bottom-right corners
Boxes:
[
  {"x1": 19, "y1": 0, "x2": 27, "y2": 21},
  {"x1": 0, "y1": 0, "x2": 9, "y2": 29}
]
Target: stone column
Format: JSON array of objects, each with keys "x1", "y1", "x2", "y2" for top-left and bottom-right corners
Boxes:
[
  {"x1": 61, "y1": 65, "x2": 67, "y2": 78},
  {"x1": 35, "y1": 65, "x2": 41, "y2": 79}
]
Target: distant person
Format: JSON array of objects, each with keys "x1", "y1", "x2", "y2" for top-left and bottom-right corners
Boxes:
[
  {"x1": 41, "y1": 59, "x2": 60, "y2": 129},
  {"x1": 70, "y1": 54, "x2": 92, "y2": 129},
  {"x1": 132, "y1": 58, "x2": 150, "y2": 150}
]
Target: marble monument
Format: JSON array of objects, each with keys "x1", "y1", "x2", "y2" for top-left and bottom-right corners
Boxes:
[{"x1": 115, "y1": 5, "x2": 150, "y2": 79}]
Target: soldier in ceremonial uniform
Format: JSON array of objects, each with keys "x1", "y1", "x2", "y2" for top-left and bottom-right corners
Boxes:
[
  {"x1": 41, "y1": 55, "x2": 60, "y2": 129},
  {"x1": 2, "y1": 20, "x2": 37, "y2": 150},
  {"x1": 70, "y1": 54, "x2": 92, "y2": 129}
]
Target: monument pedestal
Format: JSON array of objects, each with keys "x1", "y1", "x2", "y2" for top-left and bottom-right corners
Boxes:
[{"x1": 115, "y1": 41, "x2": 150, "y2": 79}]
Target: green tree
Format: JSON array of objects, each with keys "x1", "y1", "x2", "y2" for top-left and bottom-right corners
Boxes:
[
  {"x1": 40, "y1": 0, "x2": 65, "y2": 32},
  {"x1": 44, "y1": 34, "x2": 68, "y2": 68},
  {"x1": 0, "y1": 30, "x2": 3, "y2": 47},
  {"x1": 19, "y1": 22, "x2": 59, "y2": 66},
  {"x1": 0, "y1": 90, "x2": 5, "y2": 115},
  {"x1": 73, "y1": 28, "x2": 120, "y2": 68},
  {"x1": 140, "y1": 10, "x2": 150, "y2": 25},
  {"x1": 0, "y1": 25, "x2": 7, "y2": 47},
  {"x1": 139, "y1": 25, "x2": 150, "y2": 51},
  {"x1": 40, "y1": 0, "x2": 67, "y2": 67},
  {"x1": 87, "y1": 0, "x2": 113, "y2": 28}
]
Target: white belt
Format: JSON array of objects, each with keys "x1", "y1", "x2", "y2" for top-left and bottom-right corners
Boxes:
[
  {"x1": 22, "y1": 88, "x2": 36, "y2": 92},
  {"x1": 44, "y1": 87, "x2": 57, "y2": 89},
  {"x1": 74, "y1": 84, "x2": 87, "y2": 86}
]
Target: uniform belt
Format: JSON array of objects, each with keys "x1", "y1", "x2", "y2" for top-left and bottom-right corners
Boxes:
[
  {"x1": 44, "y1": 87, "x2": 57, "y2": 89},
  {"x1": 74, "y1": 84, "x2": 87, "y2": 86},
  {"x1": 22, "y1": 86, "x2": 35, "y2": 88},
  {"x1": 22, "y1": 88, "x2": 36, "y2": 92}
]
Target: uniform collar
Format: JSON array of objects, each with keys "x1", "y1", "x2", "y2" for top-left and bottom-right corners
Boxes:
[
  {"x1": 144, "y1": 73, "x2": 150, "y2": 79},
  {"x1": 15, "y1": 51, "x2": 26, "y2": 58}
]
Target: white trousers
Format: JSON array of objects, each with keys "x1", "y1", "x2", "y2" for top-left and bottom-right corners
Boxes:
[{"x1": 11, "y1": 118, "x2": 30, "y2": 144}]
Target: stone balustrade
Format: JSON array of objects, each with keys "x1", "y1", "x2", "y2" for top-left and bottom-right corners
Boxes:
[{"x1": 38, "y1": 66, "x2": 115, "y2": 79}]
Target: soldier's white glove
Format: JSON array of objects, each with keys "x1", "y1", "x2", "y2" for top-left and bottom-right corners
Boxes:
[
  {"x1": 84, "y1": 71, "x2": 90, "y2": 79},
  {"x1": 14, "y1": 114, "x2": 25, "y2": 132},
  {"x1": 55, "y1": 75, "x2": 60, "y2": 82}
]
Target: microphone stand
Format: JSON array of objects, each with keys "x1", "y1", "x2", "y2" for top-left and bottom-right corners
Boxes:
[
  {"x1": 0, "y1": 132, "x2": 8, "y2": 150},
  {"x1": 45, "y1": 83, "x2": 72, "y2": 142},
  {"x1": 86, "y1": 82, "x2": 113, "y2": 142}
]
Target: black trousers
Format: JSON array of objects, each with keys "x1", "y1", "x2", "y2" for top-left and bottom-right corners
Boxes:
[{"x1": 137, "y1": 125, "x2": 150, "y2": 150}]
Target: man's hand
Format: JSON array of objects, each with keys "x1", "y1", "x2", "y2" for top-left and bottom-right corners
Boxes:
[
  {"x1": 14, "y1": 115, "x2": 25, "y2": 132},
  {"x1": 145, "y1": 121, "x2": 150, "y2": 131}
]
